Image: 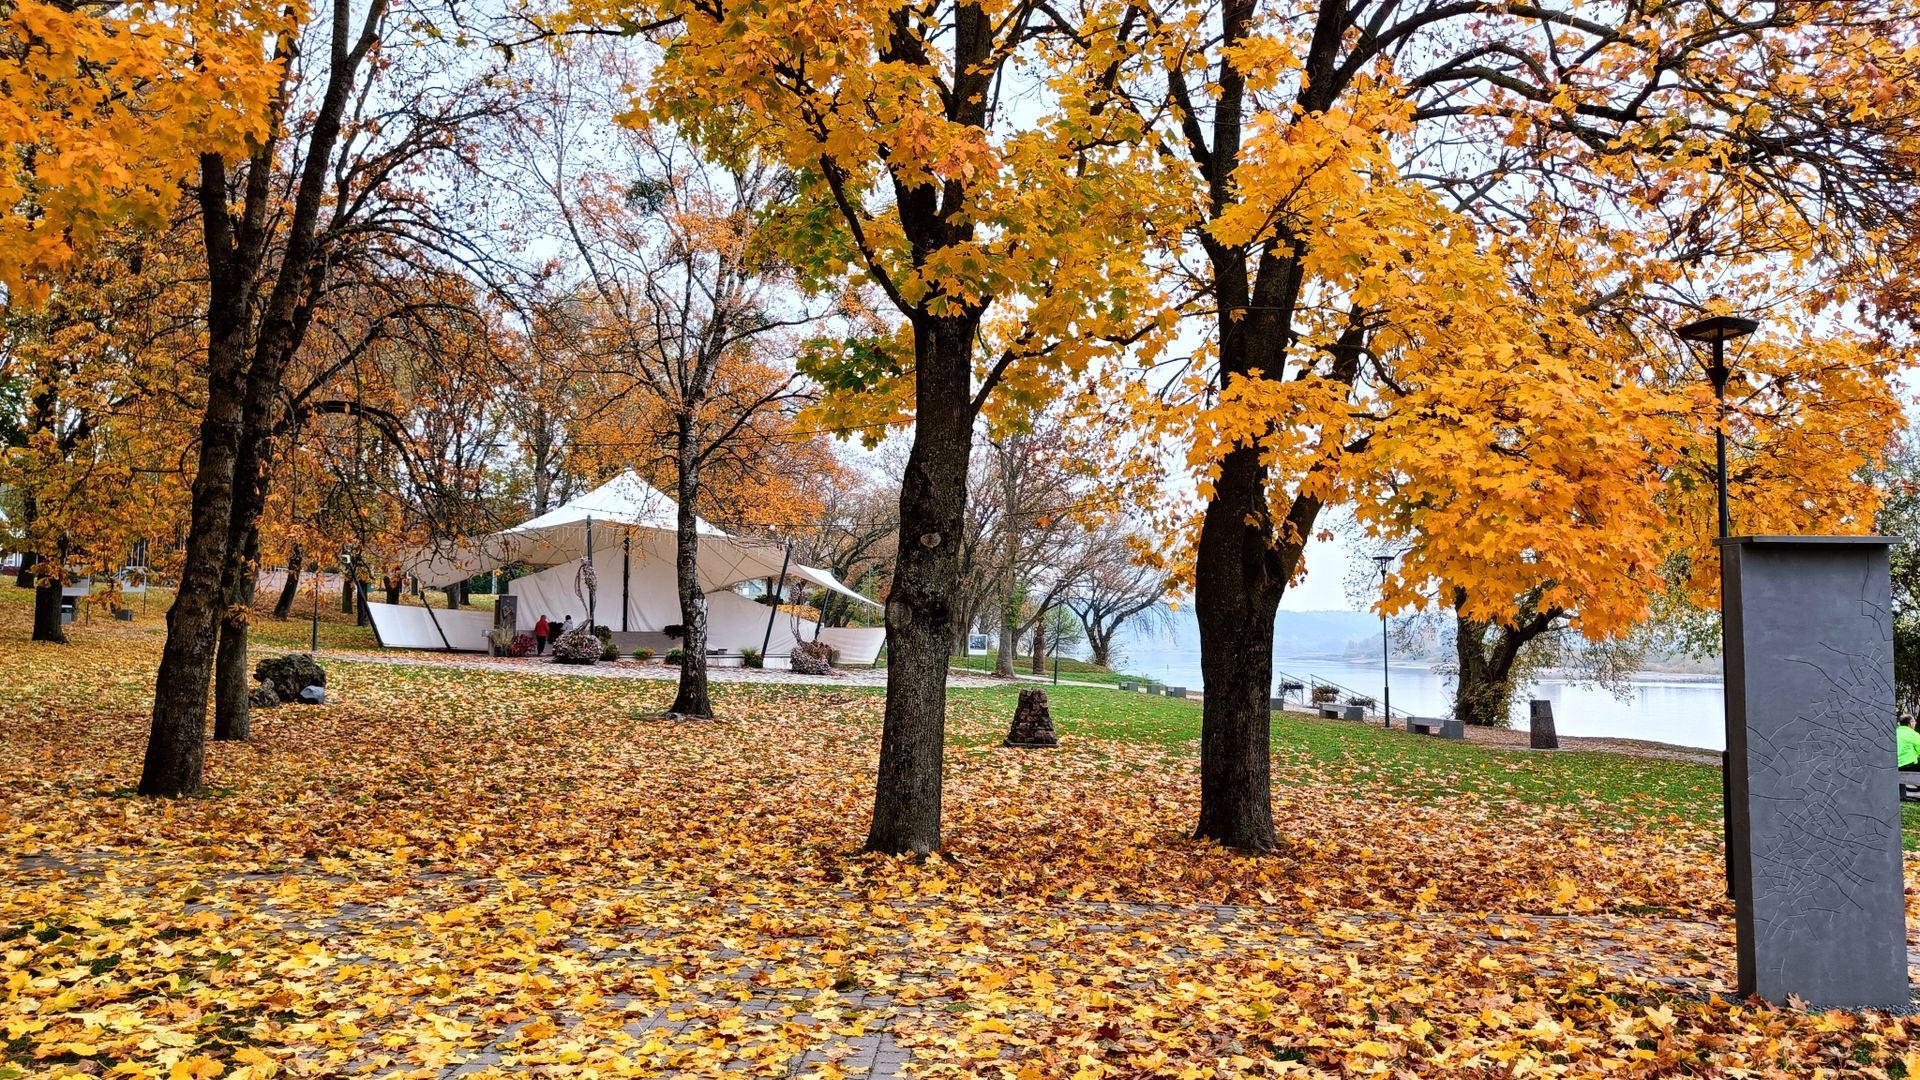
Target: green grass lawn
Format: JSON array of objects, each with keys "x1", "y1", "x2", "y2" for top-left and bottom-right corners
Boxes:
[
  {"x1": 952, "y1": 683, "x2": 1920, "y2": 849},
  {"x1": 947, "y1": 652, "x2": 1138, "y2": 685},
  {"x1": 16, "y1": 573, "x2": 1920, "y2": 852}
]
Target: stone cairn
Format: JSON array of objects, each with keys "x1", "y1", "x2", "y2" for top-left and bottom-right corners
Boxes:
[{"x1": 1004, "y1": 688, "x2": 1060, "y2": 748}]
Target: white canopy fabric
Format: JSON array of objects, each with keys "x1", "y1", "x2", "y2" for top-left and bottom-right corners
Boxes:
[{"x1": 399, "y1": 472, "x2": 877, "y2": 642}]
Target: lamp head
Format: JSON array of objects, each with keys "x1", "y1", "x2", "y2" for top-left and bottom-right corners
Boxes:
[{"x1": 1675, "y1": 314, "x2": 1760, "y2": 343}]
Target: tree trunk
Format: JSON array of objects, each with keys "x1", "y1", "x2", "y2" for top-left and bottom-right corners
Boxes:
[
  {"x1": 1450, "y1": 601, "x2": 1555, "y2": 729},
  {"x1": 446, "y1": 583, "x2": 459, "y2": 609},
  {"x1": 212, "y1": 356, "x2": 283, "y2": 743},
  {"x1": 866, "y1": 316, "x2": 974, "y2": 855},
  {"x1": 1193, "y1": 442, "x2": 1287, "y2": 851},
  {"x1": 271, "y1": 543, "x2": 302, "y2": 619},
  {"x1": 994, "y1": 597, "x2": 1018, "y2": 678},
  {"x1": 1030, "y1": 615, "x2": 1046, "y2": 675},
  {"x1": 142, "y1": 338, "x2": 248, "y2": 796},
  {"x1": 340, "y1": 566, "x2": 356, "y2": 614},
  {"x1": 214, "y1": 523, "x2": 261, "y2": 742},
  {"x1": 1087, "y1": 622, "x2": 1115, "y2": 669},
  {"x1": 668, "y1": 415, "x2": 713, "y2": 719},
  {"x1": 385, "y1": 575, "x2": 400, "y2": 605},
  {"x1": 14, "y1": 493, "x2": 38, "y2": 591},
  {"x1": 31, "y1": 548, "x2": 66, "y2": 644}
]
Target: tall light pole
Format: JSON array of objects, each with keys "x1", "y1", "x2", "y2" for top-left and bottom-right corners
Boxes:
[
  {"x1": 1675, "y1": 313, "x2": 1758, "y2": 540},
  {"x1": 1373, "y1": 554, "x2": 1392, "y2": 728},
  {"x1": 1676, "y1": 309, "x2": 1758, "y2": 901}
]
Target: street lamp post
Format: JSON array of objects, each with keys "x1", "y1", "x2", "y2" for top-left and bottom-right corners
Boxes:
[
  {"x1": 1675, "y1": 313, "x2": 1758, "y2": 540},
  {"x1": 1676, "y1": 310, "x2": 1759, "y2": 901},
  {"x1": 1373, "y1": 554, "x2": 1392, "y2": 728}
]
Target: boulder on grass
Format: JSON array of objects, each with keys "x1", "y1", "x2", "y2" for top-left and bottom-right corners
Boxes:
[
  {"x1": 248, "y1": 683, "x2": 281, "y2": 709},
  {"x1": 255, "y1": 653, "x2": 326, "y2": 701},
  {"x1": 297, "y1": 685, "x2": 326, "y2": 705}
]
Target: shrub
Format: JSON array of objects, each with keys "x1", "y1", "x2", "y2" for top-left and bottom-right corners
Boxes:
[
  {"x1": 740, "y1": 647, "x2": 762, "y2": 669},
  {"x1": 508, "y1": 633, "x2": 536, "y2": 658},
  {"x1": 663, "y1": 624, "x2": 685, "y2": 640},
  {"x1": 790, "y1": 640, "x2": 834, "y2": 676},
  {"x1": 600, "y1": 640, "x2": 620, "y2": 661},
  {"x1": 1347, "y1": 695, "x2": 1375, "y2": 708},
  {"x1": 632, "y1": 647, "x2": 654, "y2": 661},
  {"x1": 665, "y1": 647, "x2": 684, "y2": 664},
  {"x1": 549, "y1": 629, "x2": 602, "y2": 665},
  {"x1": 1310, "y1": 685, "x2": 1338, "y2": 704},
  {"x1": 591, "y1": 624, "x2": 612, "y2": 644}
]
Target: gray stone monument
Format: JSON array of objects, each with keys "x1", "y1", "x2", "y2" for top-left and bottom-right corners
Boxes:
[
  {"x1": 1720, "y1": 535, "x2": 1906, "y2": 1009},
  {"x1": 1528, "y1": 699, "x2": 1558, "y2": 751}
]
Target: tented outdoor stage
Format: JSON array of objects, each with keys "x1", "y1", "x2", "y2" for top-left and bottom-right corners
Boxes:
[{"x1": 372, "y1": 473, "x2": 884, "y2": 666}]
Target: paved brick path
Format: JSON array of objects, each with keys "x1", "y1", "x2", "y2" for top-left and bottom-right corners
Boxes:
[{"x1": 26, "y1": 850, "x2": 1893, "y2": 1078}]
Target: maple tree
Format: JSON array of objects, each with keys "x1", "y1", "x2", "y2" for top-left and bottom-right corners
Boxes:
[
  {"x1": 141, "y1": 0, "x2": 514, "y2": 790},
  {"x1": 0, "y1": 226, "x2": 196, "y2": 642},
  {"x1": 571, "y1": 0, "x2": 1180, "y2": 851},
  {"x1": 1128, "y1": 0, "x2": 1920, "y2": 849},
  {"x1": 499, "y1": 48, "x2": 818, "y2": 717},
  {"x1": 0, "y1": 0, "x2": 287, "y2": 303}
]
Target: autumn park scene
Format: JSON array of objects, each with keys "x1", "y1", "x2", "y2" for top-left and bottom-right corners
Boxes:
[{"x1": 12, "y1": 0, "x2": 1920, "y2": 1076}]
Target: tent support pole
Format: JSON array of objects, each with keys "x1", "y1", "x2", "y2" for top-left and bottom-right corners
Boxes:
[
  {"x1": 586, "y1": 516, "x2": 595, "y2": 629},
  {"x1": 622, "y1": 535, "x2": 630, "y2": 632},
  {"x1": 761, "y1": 540, "x2": 793, "y2": 659},
  {"x1": 422, "y1": 589, "x2": 454, "y2": 652}
]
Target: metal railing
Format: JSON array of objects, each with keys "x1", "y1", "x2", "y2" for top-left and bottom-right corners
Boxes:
[{"x1": 1273, "y1": 666, "x2": 1411, "y2": 719}]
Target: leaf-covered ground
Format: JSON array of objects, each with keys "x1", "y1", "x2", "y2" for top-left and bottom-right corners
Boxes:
[{"x1": 5, "y1": 624, "x2": 1920, "y2": 1078}]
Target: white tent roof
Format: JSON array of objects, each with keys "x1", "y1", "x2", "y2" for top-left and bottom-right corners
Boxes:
[{"x1": 404, "y1": 471, "x2": 876, "y2": 608}]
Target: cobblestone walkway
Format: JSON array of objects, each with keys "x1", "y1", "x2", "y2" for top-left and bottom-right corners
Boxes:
[{"x1": 23, "y1": 851, "x2": 1886, "y2": 1078}]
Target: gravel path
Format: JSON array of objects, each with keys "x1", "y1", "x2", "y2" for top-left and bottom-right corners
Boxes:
[
  {"x1": 287, "y1": 646, "x2": 1720, "y2": 764},
  {"x1": 294, "y1": 646, "x2": 1015, "y2": 689}
]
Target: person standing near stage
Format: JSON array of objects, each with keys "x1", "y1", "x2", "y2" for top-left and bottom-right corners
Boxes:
[{"x1": 534, "y1": 614, "x2": 551, "y2": 655}]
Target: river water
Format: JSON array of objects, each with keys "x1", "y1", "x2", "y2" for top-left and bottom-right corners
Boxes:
[{"x1": 1108, "y1": 623, "x2": 1728, "y2": 751}]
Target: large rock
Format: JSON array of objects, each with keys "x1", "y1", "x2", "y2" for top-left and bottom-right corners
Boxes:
[
  {"x1": 255, "y1": 653, "x2": 326, "y2": 701},
  {"x1": 248, "y1": 682, "x2": 281, "y2": 709},
  {"x1": 1004, "y1": 688, "x2": 1059, "y2": 748}
]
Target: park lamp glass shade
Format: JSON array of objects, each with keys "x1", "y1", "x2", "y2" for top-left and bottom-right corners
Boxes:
[{"x1": 1675, "y1": 314, "x2": 1760, "y2": 343}]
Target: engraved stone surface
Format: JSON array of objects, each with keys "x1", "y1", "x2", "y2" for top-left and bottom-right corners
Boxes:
[{"x1": 1720, "y1": 536, "x2": 1907, "y2": 1008}]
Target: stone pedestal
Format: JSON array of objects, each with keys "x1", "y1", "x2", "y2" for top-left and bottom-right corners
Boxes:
[
  {"x1": 1720, "y1": 536, "x2": 1906, "y2": 1009},
  {"x1": 1005, "y1": 689, "x2": 1059, "y2": 747},
  {"x1": 1528, "y1": 699, "x2": 1558, "y2": 750}
]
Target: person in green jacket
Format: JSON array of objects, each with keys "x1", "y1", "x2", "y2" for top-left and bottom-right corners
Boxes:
[{"x1": 1899, "y1": 713, "x2": 1920, "y2": 771}]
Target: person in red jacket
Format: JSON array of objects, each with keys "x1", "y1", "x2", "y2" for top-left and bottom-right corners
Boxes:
[{"x1": 534, "y1": 615, "x2": 551, "y2": 655}]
